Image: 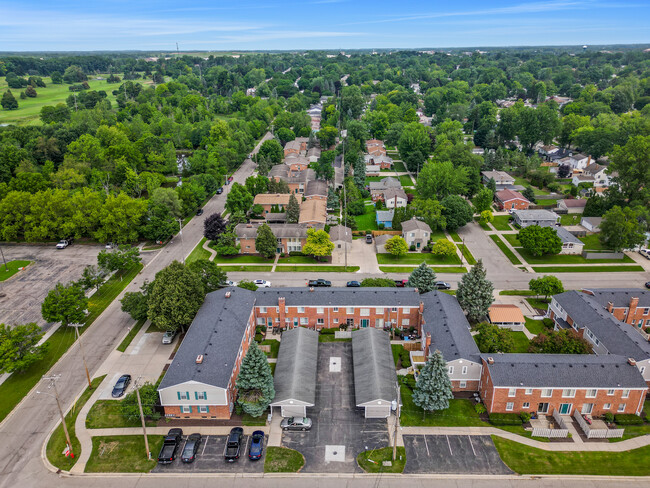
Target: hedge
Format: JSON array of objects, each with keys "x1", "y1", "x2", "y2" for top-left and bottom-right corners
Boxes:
[
  {"x1": 489, "y1": 413, "x2": 523, "y2": 425},
  {"x1": 614, "y1": 414, "x2": 644, "y2": 425},
  {"x1": 319, "y1": 327, "x2": 339, "y2": 335}
]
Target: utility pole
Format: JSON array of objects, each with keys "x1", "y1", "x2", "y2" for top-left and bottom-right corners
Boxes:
[
  {"x1": 38, "y1": 375, "x2": 74, "y2": 459},
  {"x1": 0, "y1": 244, "x2": 8, "y2": 272},
  {"x1": 460, "y1": 237, "x2": 465, "y2": 265},
  {"x1": 392, "y1": 380, "x2": 402, "y2": 461},
  {"x1": 177, "y1": 219, "x2": 185, "y2": 263},
  {"x1": 73, "y1": 325, "x2": 92, "y2": 389},
  {"x1": 134, "y1": 377, "x2": 151, "y2": 460}
]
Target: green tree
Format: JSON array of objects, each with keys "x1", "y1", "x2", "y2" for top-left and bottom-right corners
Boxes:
[
  {"x1": 398, "y1": 122, "x2": 431, "y2": 173},
  {"x1": 411, "y1": 198, "x2": 445, "y2": 230},
  {"x1": 238, "y1": 280, "x2": 258, "y2": 291},
  {"x1": 317, "y1": 125, "x2": 338, "y2": 149},
  {"x1": 431, "y1": 238, "x2": 456, "y2": 257},
  {"x1": 276, "y1": 128, "x2": 295, "y2": 145},
  {"x1": 213, "y1": 231, "x2": 239, "y2": 256},
  {"x1": 63, "y1": 65, "x2": 87, "y2": 84},
  {"x1": 456, "y1": 259, "x2": 494, "y2": 322},
  {"x1": 0, "y1": 323, "x2": 48, "y2": 374},
  {"x1": 417, "y1": 160, "x2": 468, "y2": 200},
  {"x1": 521, "y1": 186, "x2": 536, "y2": 203},
  {"x1": 94, "y1": 192, "x2": 147, "y2": 244},
  {"x1": 225, "y1": 183, "x2": 254, "y2": 215},
  {"x1": 440, "y1": 195, "x2": 473, "y2": 231},
  {"x1": 528, "y1": 329, "x2": 593, "y2": 354},
  {"x1": 24, "y1": 85, "x2": 37, "y2": 98},
  {"x1": 471, "y1": 188, "x2": 493, "y2": 214},
  {"x1": 187, "y1": 258, "x2": 227, "y2": 292},
  {"x1": 1, "y1": 90, "x2": 18, "y2": 110},
  {"x1": 608, "y1": 135, "x2": 650, "y2": 205},
  {"x1": 286, "y1": 194, "x2": 300, "y2": 223},
  {"x1": 384, "y1": 235, "x2": 409, "y2": 257},
  {"x1": 120, "y1": 281, "x2": 152, "y2": 321},
  {"x1": 407, "y1": 262, "x2": 438, "y2": 293},
  {"x1": 147, "y1": 261, "x2": 205, "y2": 332},
  {"x1": 518, "y1": 225, "x2": 562, "y2": 257},
  {"x1": 599, "y1": 205, "x2": 646, "y2": 252},
  {"x1": 151, "y1": 187, "x2": 183, "y2": 219},
  {"x1": 255, "y1": 224, "x2": 277, "y2": 259},
  {"x1": 236, "y1": 341, "x2": 275, "y2": 417},
  {"x1": 473, "y1": 323, "x2": 515, "y2": 353},
  {"x1": 412, "y1": 350, "x2": 453, "y2": 414},
  {"x1": 479, "y1": 210, "x2": 493, "y2": 226},
  {"x1": 203, "y1": 213, "x2": 227, "y2": 241},
  {"x1": 360, "y1": 278, "x2": 396, "y2": 287},
  {"x1": 257, "y1": 139, "x2": 283, "y2": 166},
  {"x1": 97, "y1": 246, "x2": 141, "y2": 273},
  {"x1": 528, "y1": 276, "x2": 564, "y2": 301},
  {"x1": 314, "y1": 150, "x2": 335, "y2": 181},
  {"x1": 302, "y1": 228, "x2": 334, "y2": 259},
  {"x1": 120, "y1": 382, "x2": 161, "y2": 422},
  {"x1": 41, "y1": 282, "x2": 88, "y2": 326},
  {"x1": 77, "y1": 265, "x2": 105, "y2": 292}
]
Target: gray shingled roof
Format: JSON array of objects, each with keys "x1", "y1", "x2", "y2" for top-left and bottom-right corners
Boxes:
[
  {"x1": 376, "y1": 209, "x2": 394, "y2": 222},
  {"x1": 553, "y1": 226, "x2": 583, "y2": 245},
  {"x1": 512, "y1": 209, "x2": 558, "y2": 221},
  {"x1": 254, "y1": 287, "x2": 423, "y2": 308},
  {"x1": 421, "y1": 291, "x2": 480, "y2": 363},
  {"x1": 583, "y1": 289, "x2": 650, "y2": 309},
  {"x1": 368, "y1": 177, "x2": 401, "y2": 191},
  {"x1": 272, "y1": 328, "x2": 318, "y2": 405},
  {"x1": 305, "y1": 179, "x2": 328, "y2": 197},
  {"x1": 482, "y1": 354, "x2": 647, "y2": 389},
  {"x1": 158, "y1": 287, "x2": 256, "y2": 391},
  {"x1": 401, "y1": 218, "x2": 431, "y2": 233},
  {"x1": 329, "y1": 225, "x2": 352, "y2": 243},
  {"x1": 352, "y1": 328, "x2": 398, "y2": 405},
  {"x1": 553, "y1": 291, "x2": 650, "y2": 359}
]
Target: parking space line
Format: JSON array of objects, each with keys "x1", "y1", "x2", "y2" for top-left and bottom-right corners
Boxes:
[
  {"x1": 468, "y1": 435, "x2": 476, "y2": 456},
  {"x1": 245, "y1": 435, "x2": 250, "y2": 458},
  {"x1": 201, "y1": 435, "x2": 209, "y2": 456},
  {"x1": 423, "y1": 435, "x2": 430, "y2": 456},
  {"x1": 445, "y1": 435, "x2": 453, "y2": 456}
]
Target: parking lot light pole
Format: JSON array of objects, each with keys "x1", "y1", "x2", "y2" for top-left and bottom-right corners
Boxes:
[
  {"x1": 39, "y1": 375, "x2": 74, "y2": 458},
  {"x1": 134, "y1": 377, "x2": 151, "y2": 460}
]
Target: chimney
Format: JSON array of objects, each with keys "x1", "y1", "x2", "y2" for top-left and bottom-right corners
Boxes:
[
  {"x1": 225, "y1": 291, "x2": 231, "y2": 299},
  {"x1": 607, "y1": 301, "x2": 614, "y2": 313},
  {"x1": 487, "y1": 357, "x2": 494, "y2": 365},
  {"x1": 278, "y1": 297, "x2": 285, "y2": 308},
  {"x1": 425, "y1": 333, "x2": 431, "y2": 357},
  {"x1": 626, "y1": 297, "x2": 639, "y2": 324},
  {"x1": 309, "y1": 287, "x2": 314, "y2": 292},
  {"x1": 628, "y1": 358, "x2": 637, "y2": 367},
  {"x1": 419, "y1": 301, "x2": 424, "y2": 314},
  {"x1": 196, "y1": 355, "x2": 204, "y2": 364},
  {"x1": 414, "y1": 288, "x2": 419, "y2": 293}
]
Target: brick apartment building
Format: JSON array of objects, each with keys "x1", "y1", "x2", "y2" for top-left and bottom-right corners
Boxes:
[
  {"x1": 581, "y1": 289, "x2": 650, "y2": 330},
  {"x1": 253, "y1": 193, "x2": 293, "y2": 215},
  {"x1": 234, "y1": 222, "x2": 324, "y2": 254},
  {"x1": 269, "y1": 166, "x2": 316, "y2": 195}
]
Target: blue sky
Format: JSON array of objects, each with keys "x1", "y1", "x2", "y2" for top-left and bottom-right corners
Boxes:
[{"x1": 0, "y1": 0, "x2": 648, "y2": 51}]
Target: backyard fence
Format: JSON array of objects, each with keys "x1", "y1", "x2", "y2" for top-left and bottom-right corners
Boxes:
[
  {"x1": 582, "y1": 251, "x2": 624, "y2": 260},
  {"x1": 573, "y1": 410, "x2": 625, "y2": 439},
  {"x1": 531, "y1": 409, "x2": 569, "y2": 438},
  {"x1": 334, "y1": 331, "x2": 351, "y2": 339}
]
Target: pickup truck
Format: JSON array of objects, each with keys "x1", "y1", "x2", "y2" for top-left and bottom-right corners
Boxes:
[
  {"x1": 308, "y1": 279, "x2": 331, "y2": 287},
  {"x1": 56, "y1": 238, "x2": 73, "y2": 249},
  {"x1": 394, "y1": 279, "x2": 408, "y2": 287},
  {"x1": 224, "y1": 427, "x2": 244, "y2": 462},
  {"x1": 158, "y1": 428, "x2": 183, "y2": 464}
]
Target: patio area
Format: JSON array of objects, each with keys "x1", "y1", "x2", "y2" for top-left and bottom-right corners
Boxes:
[{"x1": 530, "y1": 410, "x2": 570, "y2": 439}]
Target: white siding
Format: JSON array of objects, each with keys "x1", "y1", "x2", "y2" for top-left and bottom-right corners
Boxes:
[
  {"x1": 281, "y1": 405, "x2": 307, "y2": 417},
  {"x1": 365, "y1": 405, "x2": 391, "y2": 418},
  {"x1": 159, "y1": 381, "x2": 228, "y2": 407},
  {"x1": 447, "y1": 359, "x2": 481, "y2": 381}
]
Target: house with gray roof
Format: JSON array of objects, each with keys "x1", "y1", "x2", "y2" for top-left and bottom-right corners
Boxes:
[
  {"x1": 581, "y1": 216, "x2": 602, "y2": 232},
  {"x1": 376, "y1": 209, "x2": 394, "y2": 228},
  {"x1": 352, "y1": 328, "x2": 398, "y2": 418},
  {"x1": 270, "y1": 327, "x2": 318, "y2": 417},
  {"x1": 329, "y1": 225, "x2": 352, "y2": 249},
  {"x1": 305, "y1": 179, "x2": 328, "y2": 200},
  {"x1": 401, "y1": 217, "x2": 432, "y2": 249},
  {"x1": 554, "y1": 226, "x2": 584, "y2": 255},
  {"x1": 511, "y1": 209, "x2": 559, "y2": 228}
]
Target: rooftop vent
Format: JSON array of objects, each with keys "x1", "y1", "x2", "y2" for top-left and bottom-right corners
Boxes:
[
  {"x1": 628, "y1": 358, "x2": 637, "y2": 366},
  {"x1": 225, "y1": 291, "x2": 231, "y2": 299},
  {"x1": 196, "y1": 355, "x2": 204, "y2": 364}
]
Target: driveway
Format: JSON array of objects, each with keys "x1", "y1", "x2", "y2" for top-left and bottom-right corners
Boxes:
[
  {"x1": 152, "y1": 433, "x2": 266, "y2": 473},
  {"x1": 281, "y1": 342, "x2": 389, "y2": 473},
  {"x1": 403, "y1": 434, "x2": 512, "y2": 474}
]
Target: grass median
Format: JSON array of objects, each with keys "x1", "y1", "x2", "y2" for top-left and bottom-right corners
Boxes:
[
  {"x1": 217, "y1": 265, "x2": 273, "y2": 272},
  {"x1": 518, "y1": 249, "x2": 635, "y2": 265},
  {"x1": 85, "y1": 435, "x2": 163, "y2": 473},
  {"x1": 379, "y1": 266, "x2": 467, "y2": 273},
  {"x1": 458, "y1": 244, "x2": 476, "y2": 265},
  {"x1": 264, "y1": 446, "x2": 305, "y2": 473},
  {"x1": 0, "y1": 260, "x2": 32, "y2": 281},
  {"x1": 488, "y1": 235, "x2": 522, "y2": 265},
  {"x1": 377, "y1": 253, "x2": 461, "y2": 265},
  {"x1": 185, "y1": 237, "x2": 211, "y2": 264},
  {"x1": 531, "y1": 265, "x2": 644, "y2": 273},
  {"x1": 358, "y1": 447, "x2": 406, "y2": 473},
  {"x1": 116, "y1": 318, "x2": 146, "y2": 353},
  {"x1": 274, "y1": 265, "x2": 360, "y2": 272}
]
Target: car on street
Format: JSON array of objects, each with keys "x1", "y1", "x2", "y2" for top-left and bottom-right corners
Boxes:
[
  {"x1": 181, "y1": 433, "x2": 202, "y2": 463},
  {"x1": 646, "y1": 282, "x2": 650, "y2": 289},
  {"x1": 105, "y1": 242, "x2": 115, "y2": 249},
  {"x1": 162, "y1": 330, "x2": 177, "y2": 344},
  {"x1": 280, "y1": 417, "x2": 312, "y2": 431},
  {"x1": 225, "y1": 280, "x2": 238, "y2": 287},
  {"x1": 365, "y1": 234, "x2": 373, "y2": 244},
  {"x1": 639, "y1": 249, "x2": 650, "y2": 260},
  {"x1": 434, "y1": 281, "x2": 451, "y2": 290},
  {"x1": 248, "y1": 430, "x2": 264, "y2": 460},
  {"x1": 308, "y1": 279, "x2": 331, "y2": 287},
  {"x1": 158, "y1": 428, "x2": 183, "y2": 464},
  {"x1": 254, "y1": 279, "x2": 271, "y2": 288},
  {"x1": 346, "y1": 280, "x2": 361, "y2": 287},
  {"x1": 56, "y1": 238, "x2": 73, "y2": 249},
  {"x1": 196, "y1": 208, "x2": 204, "y2": 216},
  {"x1": 224, "y1": 427, "x2": 244, "y2": 462},
  {"x1": 216, "y1": 187, "x2": 223, "y2": 194},
  {"x1": 111, "y1": 374, "x2": 131, "y2": 398}
]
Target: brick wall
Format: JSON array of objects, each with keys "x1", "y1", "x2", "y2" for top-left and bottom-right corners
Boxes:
[
  {"x1": 451, "y1": 380, "x2": 479, "y2": 392},
  {"x1": 162, "y1": 404, "x2": 231, "y2": 419},
  {"x1": 237, "y1": 237, "x2": 307, "y2": 254},
  {"x1": 497, "y1": 199, "x2": 529, "y2": 211},
  {"x1": 609, "y1": 299, "x2": 650, "y2": 329}
]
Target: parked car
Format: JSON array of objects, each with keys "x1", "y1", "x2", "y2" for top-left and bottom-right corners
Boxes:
[
  {"x1": 158, "y1": 428, "x2": 183, "y2": 464},
  {"x1": 254, "y1": 279, "x2": 271, "y2": 288},
  {"x1": 346, "y1": 280, "x2": 361, "y2": 287},
  {"x1": 308, "y1": 279, "x2": 331, "y2": 287},
  {"x1": 646, "y1": 282, "x2": 650, "y2": 289},
  {"x1": 181, "y1": 433, "x2": 202, "y2": 463},
  {"x1": 111, "y1": 374, "x2": 131, "y2": 398},
  {"x1": 105, "y1": 242, "x2": 115, "y2": 249},
  {"x1": 639, "y1": 249, "x2": 650, "y2": 260},
  {"x1": 365, "y1": 234, "x2": 373, "y2": 244},
  {"x1": 248, "y1": 430, "x2": 264, "y2": 460},
  {"x1": 394, "y1": 279, "x2": 408, "y2": 287},
  {"x1": 224, "y1": 427, "x2": 244, "y2": 462},
  {"x1": 56, "y1": 238, "x2": 73, "y2": 249},
  {"x1": 280, "y1": 417, "x2": 312, "y2": 431},
  {"x1": 225, "y1": 280, "x2": 238, "y2": 287},
  {"x1": 434, "y1": 281, "x2": 451, "y2": 290},
  {"x1": 162, "y1": 330, "x2": 177, "y2": 344},
  {"x1": 216, "y1": 187, "x2": 223, "y2": 194},
  {"x1": 196, "y1": 208, "x2": 204, "y2": 216}
]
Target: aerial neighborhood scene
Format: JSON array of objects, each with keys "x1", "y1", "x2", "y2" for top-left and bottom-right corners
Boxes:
[{"x1": 1, "y1": 1, "x2": 650, "y2": 487}]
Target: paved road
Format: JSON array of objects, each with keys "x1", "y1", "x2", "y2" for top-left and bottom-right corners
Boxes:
[{"x1": 0, "y1": 133, "x2": 271, "y2": 488}]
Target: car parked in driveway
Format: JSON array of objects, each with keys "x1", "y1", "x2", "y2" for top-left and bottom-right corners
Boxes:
[
  {"x1": 280, "y1": 417, "x2": 312, "y2": 431},
  {"x1": 158, "y1": 428, "x2": 183, "y2": 464},
  {"x1": 181, "y1": 433, "x2": 202, "y2": 463},
  {"x1": 162, "y1": 330, "x2": 177, "y2": 344},
  {"x1": 248, "y1": 430, "x2": 264, "y2": 460},
  {"x1": 254, "y1": 279, "x2": 271, "y2": 288},
  {"x1": 111, "y1": 374, "x2": 131, "y2": 398},
  {"x1": 365, "y1": 234, "x2": 373, "y2": 244}
]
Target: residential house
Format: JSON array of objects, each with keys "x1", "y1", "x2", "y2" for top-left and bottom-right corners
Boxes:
[
  {"x1": 253, "y1": 193, "x2": 293, "y2": 216},
  {"x1": 554, "y1": 226, "x2": 585, "y2": 255},
  {"x1": 283, "y1": 140, "x2": 305, "y2": 157},
  {"x1": 365, "y1": 165, "x2": 381, "y2": 176},
  {"x1": 329, "y1": 225, "x2": 352, "y2": 249},
  {"x1": 537, "y1": 144, "x2": 560, "y2": 159},
  {"x1": 299, "y1": 199, "x2": 327, "y2": 225},
  {"x1": 581, "y1": 217, "x2": 602, "y2": 232},
  {"x1": 511, "y1": 209, "x2": 559, "y2": 228},
  {"x1": 583, "y1": 163, "x2": 612, "y2": 187},
  {"x1": 284, "y1": 155, "x2": 310, "y2": 172},
  {"x1": 401, "y1": 218, "x2": 432, "y2": 249},
  {"x1": 235, "y1": 222, "x2": 322, "y2": 254},
  {"x1": 369, "y1": 177, "x2": 401, "y2": 201},
  {"x1": 304, "y1": 180, "x2": 328, "y2": 201},
  {"x1": 495, "y1": 189, "x2": 530, "y2": 211},
  {"x1": 382, "y1": 188, "x2": 408, "y2": 209},
  {"x1": 307, "y1": 147, "x2": 321, "y2": 163},
  {"x1": 557, "y1": 199, "x2": 587, "y2": 214},
  {"x1": 488, "y1": 304, "x2": 525, "y2": 331},
  {"x1": 376, "y1": 209, "x2": 394, "y2": 229},
  {"x1": 269, "y1": 166, "x2": 316, "y2": 195},
  {"x1": 364, "y1": 154, "x2": 393, "y2": 169},
  {"x1": 572, "y1": 174, "x2": 596, "y2": 187},
  {"x1": 570, "y1": 153, "x2": 591, "y2": 170},
  {"x1": 481, "y1": 170, "x2": 514, "y2": 187},
  {"x1": 366, "y1": 139, "x2": 386, "y2": 157},
  {"x1": 581, "y1": 289, "x2": 650, "y2": 331}
]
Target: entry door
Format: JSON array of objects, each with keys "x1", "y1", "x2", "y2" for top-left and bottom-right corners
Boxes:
[
  {"x1": 360, "y1": 319, "x2": 369, "y2": 328},
  {"x1": 293, "y1": 318, "x2": 298, "y2": 327},
  {"x1": 537, "y1": 403, "x2": 549, "y2": 414},
  {"x1": 268, "y1": 319, "x2": 273, "y2": 328},
  {"x1": 347, "y1": 318, "x2": 354, "y2": 327},
  {"x1": 559, "y1": 403, "x2": 573, "y2": 415}
]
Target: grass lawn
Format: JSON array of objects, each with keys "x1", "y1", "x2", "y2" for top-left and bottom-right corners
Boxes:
[
  {"x1": 449, "y1": 231, "x2": 462, "y2": 242},
  {"x1": 217, "y1": 265, "x2": 273, "y2": 272},
  {"x1": 264, "y1": 446, "x2": 305, "y2": 473},
  {"x1": 212, "y1": 254, "x2": 273, "y2": 263},
  {"x1": 492, "y1": 215, "x2": 513, "y2": 231},
  {"x1": 492, "y1": 435, "x2": 650, "y2": 476},
  {"x1": 518, "y1": 249, "x2": 634, "y2": 265},
  {"x1": 399, "y1": 174, "x2": 414, "y2": 187},
  {"x1": 260, "y1": 339, "x2": 280, "y2": 358},
  {"x1": 458, "y1": 244, "x2": 477, "y2": 265},
  {"x1": 116, "y1": 318, "x2": 146, "y2": 353},
  {"x1": 185, "y1": 237, "x2": 211, "y2": 264},
  {"x1": 609, "y1": 422, "x2": 650, "y2": 442},
  {"x1": 393, "y1": 160, "x2": 407, "y2": 172},
  {"x1": 0, "y1": 263, "x2": 141, "y2": 422},
  {"x1": 496, "y1": 425, "x2": 549, "y2": 442},
  {"x1": 391, "y1": 344, "x2": 406, "y2": 367},
  {"x1": 474, "y1": 216, "x2": 491, "y2": 231},
  {"x1": 502, "y1": 233, "x2": 520, "y2": 247},
  {"x1": 535, "y1": 198, "x2": 558, "y2": 207},
  {"x1": 526, "y1": 298, "x2": 550, "y2": 310},
  {"x1": 401, "y1": 386, "x2": 485, "y2": 426},
  {"x1": 509, "y1": 330, "x2": 531, "y2": 352},
  {"x1": 86, "y1": 399, "x2": 157, "y2": 429},
  {"x1": 357, "y1": 447, "x2": 406, "y2": 473},
  {"x1": 354, "y1": 205, "x2": 378, "y2": 231},
  {"x1": 269, "y1": 362, "x2": 276, "y2": 375},
  {"x1": 524, "y1": 317, "x2": 547, "y2": 335},
  {"x1": 489, "y1": 235, "x2": 522, "y2": 265},
  {"x1": 579, "y1": 234, "x2": 610, "y2": 251},
  {"x1": 319, "y1": 334, "x2": 351, "y2": 342},
  {"x1": 377, "y1": 253, "x2": 461, "y2": 265},
  {"x1": 47, "y1": 375, "x2": 106, "y2": 471},
  {"x1": 0, "y1": 260, "x2": 32, "y2": 281},
  {"x1": 379, "y1": 266, "x2": 467, "y2": 273},
  {"x1": 532, "y1": 265, "x2": 644, "y2": 273},
  {"x1": 85, "y1": 435, "x2": 163, "y2": 473},
  {"x1": 277, "y1": 255, "x2": 321, "y2": 264},
  {"x1": 499, "y1": 290, "x2": 536, "y2": 296},
  {"x1": 274, "y1": 265, "x2": 360, "y2": 272},
  {"x1": 242, "y1": 413, "x2": 268, "y2": 426},
  {"x1": 559, "y1": 214, "x2": 581, "y2": 226}
]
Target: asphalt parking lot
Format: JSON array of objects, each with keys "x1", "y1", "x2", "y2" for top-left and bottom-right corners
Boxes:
[
  {"x1": 282, "y1": 342, "x2": 390, "y2": 473},
  {"x1": 152, "y1": 433, "x2": 266, "y2": 473},
  {"x1": 403, "y1": 434, "x2": 512, "y2": 474}
]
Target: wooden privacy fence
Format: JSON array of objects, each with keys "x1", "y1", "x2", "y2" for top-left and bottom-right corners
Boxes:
[{"x1": 573, "y1": 410, "x2": 625, "y2": 439}]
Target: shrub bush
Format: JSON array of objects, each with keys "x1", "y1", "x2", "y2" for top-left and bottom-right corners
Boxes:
[
  {"x1": 614, "y1": 414, "x2": 644, "y2": 425},
  {"x1": 604, "y1": 412, "x2": 614, "y2": 423},
  {"x1": 520, "y1": 412, "x2": 532, "y2": 423},
  {"x1": 399, "y1": 374, "x2": 416, "y2": 390},
  {"x1": 399, "y1": 349, "x2": 411, "y2": 368},
  {"x1": 542, "y1": 318, "x2": 555, "y2": 329},
  {"x1": 289, "y1": 251, "x2": 304, "y2": 256},
  {"x1": 319, "y1": 327, "x2": 338, "y2": 335},
  {"x1": 474, "y1": 403, "x2": 487, "y2": 414},
  {"x1": 489, "y1": 413, "x2": 523, "y2": 425},
  {"x1": 409, "y1": 244, "x2": 416, "y2": 251}
]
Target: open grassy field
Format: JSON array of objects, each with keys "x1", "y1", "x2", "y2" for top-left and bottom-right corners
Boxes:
[
  {"x1": 0, "y1": 75, "x2": 122, "y2": 126},
  {"x1": 0, "y1": 260, "x2": 32, "y2": 281},
  {"x1": 85, "y1": 435, "x2": 163, "y2": 473}
]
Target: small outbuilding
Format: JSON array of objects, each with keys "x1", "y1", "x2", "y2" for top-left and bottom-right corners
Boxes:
[
  {"x1": 270, "y1": 327, "x2": 319, "y2": 418},
  {"x1": 352, "y1": 328, "x2": 398, "y2": 418},
  {"x1": 488, "y1": 304, "x2": 526, "y2": 331}
]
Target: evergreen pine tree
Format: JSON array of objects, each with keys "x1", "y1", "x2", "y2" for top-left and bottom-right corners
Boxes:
[
  {"x1": 255, "y1": 223, "x2": 277, "y2": 259},
  {"x1": 286, "y1": 194, "x2": 300, "y2": 223},
  {"x1": 236, "y1": 341, "x2": 275, "y2": 417},
  {"x1": 412, "y1": 350, "x2": 453, "y2": 414},
  {"x1": 1, "y1": 90, "x2": 18, "y2": 110},
  {"x1": 456, "y1": 259, "x2": 494, "y2": 322},
  {"x1": 407, "y1": 262, "x2": 437, "y2": 293}
]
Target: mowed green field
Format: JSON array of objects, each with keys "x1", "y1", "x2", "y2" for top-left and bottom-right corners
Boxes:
[{"x1": 0, "y1": 75, "x2": 132, "y2": 126}]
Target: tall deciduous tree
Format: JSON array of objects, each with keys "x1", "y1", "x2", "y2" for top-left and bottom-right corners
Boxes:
[
  {"x1": 286, "y1": 194, "x2": 300, "y2": 223},
  {"x1": 417, "y1": 160, "x2": 468, "y2": 200},
  {"x1": 120, "y1": 383, "x2": 161, "y2": 422},
  {"x1": 440, "y1": 195, "x2": 473, "y2": 231},
  {"x1": 456, "y1": 259, "x2": 494, "y2": 322},
  {"x1": 97, "y1": 246, "x2": 141, "y2": 273},
  {"x1": 77, "y1": 265, "x2": 105, "y2": 291},
  {"x1": 413, "y1": 350, "x2": 453, "y2": 414},
  {"x1": 599, "y1": 205, "x2": 646, "y2": 252},
  {"x1": 120, "y1": 281, "x2": 152, "y2": 321},
  {"x1": 0, "y1": 323, "x2": 49, "y2": 374},
  {"x1": 384, "y1": 235, "x2": 409, "y2": 257},
  {"x1": 471, "y1": 188, "x2": 493, "y2": 214},
  {"x1": 255, "y1": 224, "x2": 277, "y2": 259},
  {"x1": 407, "y1": 263, "x2": 437, "y2": 293},
  {"x1": 302, "y1": 228, "x2": 334, "y2": 259},
  {"x1": 257, "y1": 139, "x2": 283, "y2": 166},
  {"x1": 473, "y1": 322, "x2": 515, "y2": 353},
  {"x1": 187, "y1": 258, "x2": 227, "y2": 293},
  {"x1": 226, "y1": 183, "x2": 253, "y2": 215},
  {"x1": 41, "y1": 282, "x2": 88, "y2": 326},
  {"x1": 236, "y1": 341, "x2": 275, "y2": 417},
  {"x1": 608, "y1": 135, "x2": 650, "y2": 206},
  {"x1": 518, "y1": 225, "x2": 562, "y2": 256},
  {"x1": 203, "y1": 213, "x2": 227, "y2": 241},
  {"x1": 528, "y1": 329, "x2": 593, "y2": 354},
  {"x1": 529, "y1": 276, "x2": 564, "y2": 301}
]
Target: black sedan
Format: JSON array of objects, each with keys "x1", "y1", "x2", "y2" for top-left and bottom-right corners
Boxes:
[
  {"x1": 248, "y1": 430, "x2": 264, "y2": 460},
  {"x1": 111, "y1": 374, "x2": 131, "y2": 398},
  {"x1": 645, "y1": 282, "x2": 650, "y2": 289},
  {"x1": 216, "y1": 187, "x2": 223, "y2": 194},
  {"x1": 181, "y1": 433, "x2": 202, "y2": 463},
  {"x1": 434, "y1": 281, "x2": 451, "y2": 290},
  {"x1": 346, "y1": 280, "x2": 361, "y2": 287}
]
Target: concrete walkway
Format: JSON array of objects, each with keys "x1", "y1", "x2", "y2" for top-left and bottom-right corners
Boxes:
[{"x1": 202, "y1": 239, "x2": 217, "y2": 261}]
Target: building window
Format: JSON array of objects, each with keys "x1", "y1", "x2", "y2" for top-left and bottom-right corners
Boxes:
[
  {"x1": 506, "y1": 402, "x2": 514, "y2": 411},
  {"x1": 525, "y1": 388, "x2": 533, "y2": 395},
  {"x1": 508, "y1": 388, "x2": 516, "y2": 397},
  {"x1": 459, "y1": 381, "x2": 467, "y2": 388},
  {"x1": 346, "y1": 307, "x2": 354, "y2": 314},
  {"x1": 181, "y1": 406, "x2": 191, "y2": 414},
  {"x1": 333, "y1": 307, "x2": 339, "y2": 312},
  {"x1": 391, "y1": 307, "x2": 397, "y2": 312},
  {"x1": 586, "y1": 389, "x2": 597, "y2": 398},
  {"x1": 622, "y1": 389, "x2": 630, "y2": 398},
  {"x1": 198, "y1": 406, "x2": 209, "y2": 413},
  {"x1": 317, "y1": 307, "x2": 324, "y2": 314},
  {"x1": 522, "y1": 402, "x2": 530, "y2": 409},
  {"x1": 402, "y1": 319, "x2": 410, "y2": 326},
  {"x1": 448, "y1": 366, "x2": 454, "y2": 374},
  {"x1": 197, "y1": 392, "x2": 207, "y2": 400},
  {"x1": 607, "y1": 389, "x2": 615, "y2": 396},
  {"x1": 562, "y1": 389, "x2": 576, "y2": 398},
  {"x1": 461, "y1": 366, "x2": 468, "y2": 375},
  {"x1": 333, "y1": 318, "x2": 339, "y2": 324},
  {"x1": 541, "y1": 389, "x2": 553, "y2": 398},
  {"x1": 300, "y1": 317, "x2": 308, "y2": 325},
  {"x1": 641, "y1": 367, "x2": 646, "y2": 375},
  {"x1": 403, "y1": 307, "x2": 410, "y2": 314},
  {"x1": 603, "y1": 403, "x2": 611, "y2": 410},
  {"x1": 360, "y1": 308, "x2": 370, "y2": 316},
  {"x1": 317, "y1": 318, "x2": 324, "y2": 325},
  {"x1": 257, "y1": 317, "x2": 265, "y2": 325},
  {"x1": 618, "y1": 404, "x2": 626, "y2": 412},
  {"x1": 179, "y1": 392, "x2": 190, "y2": 400},
  {"x1": 259, "y1": 307, "x2": 267, "y2": 313},
  {"x1": 298, "y1": 307, "x2": 305, "y2": 313},
  {"x1": 376, "y1": 308, "x2": 384, "y2": 314}
]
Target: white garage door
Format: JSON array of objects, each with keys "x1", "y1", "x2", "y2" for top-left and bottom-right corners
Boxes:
[
  {"x1": 281, "y1": 405, "x2": 306, "y2": 417},
  {"x1": 365, "y1": 406, "x2": 391, "y2": 418}
]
